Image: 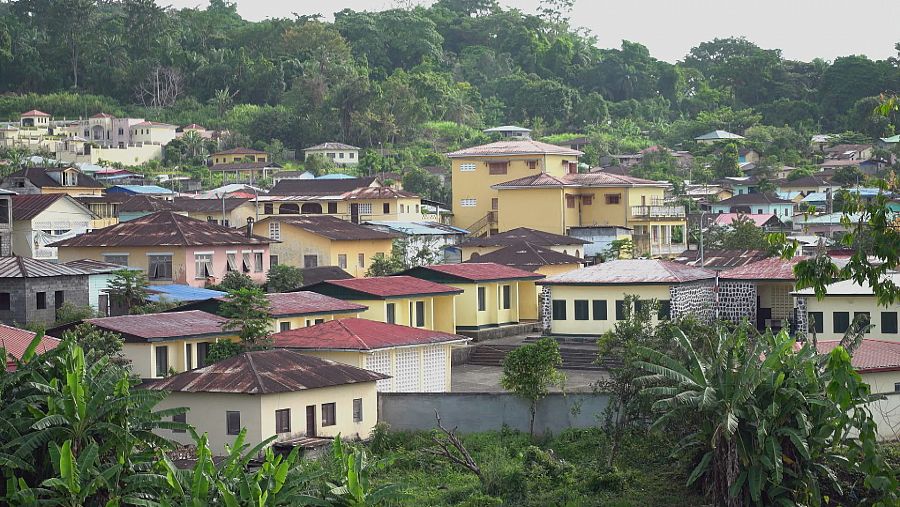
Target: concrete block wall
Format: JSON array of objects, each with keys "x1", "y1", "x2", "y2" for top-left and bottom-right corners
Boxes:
[{"x1": 0, "y1": 275, "x2": 90, "y2": 326}]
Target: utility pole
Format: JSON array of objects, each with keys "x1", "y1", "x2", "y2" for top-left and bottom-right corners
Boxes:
[{"x1": 699, "y1": 210, "x2": 707, "y2": 266}]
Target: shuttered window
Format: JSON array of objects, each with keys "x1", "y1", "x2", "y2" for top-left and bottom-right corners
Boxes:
[{"x1": 488, "y1": 162, "x2": 508, "y2": 175}]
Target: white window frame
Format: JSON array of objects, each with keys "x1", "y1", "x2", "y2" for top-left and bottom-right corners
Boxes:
[
  {"x1": 268, "y1": 221, "x2": 280, "y2": 240},
  {"x1": 195, "y1": 253, "x2": 213, "y2": 279},
  {"x1": 460, "y1": 198, "x2": 477, "y2": 207},
  {"x1": 358, "y1": 203, "x2": 373, "y2": 215},
  {"x1": 459, "y1": 163, "x2": 476, "y2": 172}
]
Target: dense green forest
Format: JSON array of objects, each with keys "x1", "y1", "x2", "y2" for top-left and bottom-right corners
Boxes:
[{"x1": 0, "y1": 0, "x2": 898, "y2": 163}]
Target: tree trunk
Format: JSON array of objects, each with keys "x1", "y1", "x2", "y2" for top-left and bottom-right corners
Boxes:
[{"x1": 529, "y1": 401, "x2": 536, "y2": 438}]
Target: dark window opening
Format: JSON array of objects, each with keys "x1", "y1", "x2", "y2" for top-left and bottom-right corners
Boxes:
[
  {"x1": 881, "y1": 312, "x2": 898, "y2": 334},
  {"x1": 833, "y1": 312, "x2": 850, "y2": 334},
  {"x1": 574, "y1": 300, "x2": 589, "y2": 320},
  {"x1": 226, "y1": 411, "x2": 241, "y2": 435},
  {"x1": 275, "y1": 408, "x2": 291, "y2": 433},
  {"x1": 36, "y1": 292, "x2": 47, "y2": 310},
  {"x1": 552, "y1": 300, "x2": 566, "y2": 320},
  {"x1": 592, "y1": 300, "x2": 607, "y2": 320},
  {"x1": 808, "y1": 312, "x2": 824, "y2": 334},
  {"x1": 615, "y1": 300, "x2": 626, "y2": 320},
  {"x1": 322, "y1": 403, "x2": 336, "y2": 426}
]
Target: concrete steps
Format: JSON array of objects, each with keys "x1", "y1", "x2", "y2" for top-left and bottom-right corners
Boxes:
[{"x1": 465, "y1": 343, "x2": 617, "y2": 371}]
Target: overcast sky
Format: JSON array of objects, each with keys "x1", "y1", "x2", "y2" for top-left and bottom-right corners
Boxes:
[{"x1": 163, "y1": 0, "x2": 900, "y2": 63}]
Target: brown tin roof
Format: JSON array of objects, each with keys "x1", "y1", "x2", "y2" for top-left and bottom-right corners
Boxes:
[
  {"x1": 446, "y1": 139, "x2": 583, "y2": 158},
  {"x1": 538, "y1": 259, "x2": 715, "y2": 285},
  {"x1": 258, "y1": 215, "x2": 398, "y2": 241}
]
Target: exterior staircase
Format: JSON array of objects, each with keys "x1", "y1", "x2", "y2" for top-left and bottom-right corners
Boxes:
[
  {"x1": 464, "y1": 342, "x2": 618, "y2": 371},
  {"x1": 465, "y1": 211, "x2": 497, "y2": 238}
]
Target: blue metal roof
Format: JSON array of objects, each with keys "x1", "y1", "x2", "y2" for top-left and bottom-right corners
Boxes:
[
  {"x1": 316, "y1": 173, "x2": 355, "y2": 179},
  {"x1": 776, "y1": 191, "x2": 801, "y2": 200},
  {"x1": 106, "y1": 185, "x2": 174, "y2": 195},
  {"x1": 146, "y1": 284, "x2": 226, "y2": 302},
  {"x1": 365, "y1": 220, "x2": 468, "y2": 236}
]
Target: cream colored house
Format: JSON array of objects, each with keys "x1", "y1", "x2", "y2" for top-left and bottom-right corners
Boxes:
[
  {"x1": 129, "y1": 121, "x2": 178, "y2": 145},
  {"x1": 816, "y1": 340, "x2": 900, "y2": 440},
  {"x1": 144, "y1": 349, "x2": 385, "y2": 453},
  {"x1": 794, "y1": 274, "x2": 900, "y2": 342},
  {"x1": 537, "y1": 259, "x2": 716, "y2": 336},
  {"x1": 253, "y1": 215, "x2": 397, "y2": 277},
  {"x1": 273, "y1": 318, "x2": 468, "y2": 392},
  {"x1": 304, "y1": 142, "x2": 360, "y2": 166},
  {"x1": 11, "y1": 194, "x2": 97, "y2": 260},
  {"x1": 49, "y1": 310, "x2": 238, "y2": 379},
  {"x1": 1, "y1": 166, "x2": 105, "y2": 197}
]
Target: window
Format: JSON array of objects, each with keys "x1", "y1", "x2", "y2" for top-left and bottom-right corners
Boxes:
[
  {"x1": 339, "y1": 152, "x2": 345, "y2": 159},
  {"x1": 895, "y1": 382, "x2": 900, "y2": 393},
  {"x1": 148, "y1": 255, "x2": 172, "y2": 280},
  {"x1": 592, "y1": 300, "x2": 607, "y2": 320},
  {"x1": 582, "y1": 195, "x2": 593, "y2": 205},
  {"x1": 0, "y1": 293, "x2": 9, "y2": 311},
  {"x1": 527, "y1": 160, "x2": 538, "y2": 170},
  {"x1": 574, "y1": 300, "x2": 589, "y2": 320},
  {"x1": 338, "y1": 254, "x2": 347, "y2": 269},
  {"x1": 225, "y1": 252, "x2": 236, "y2": 271},
  {"x1": 172, "y1": 413, "x2": 186, "y2": 433},
  {"x1": 275, "y1": 409, "x2": 291, "y2": 433},
  {"x1": 615, "y1": 300, "x2": 626, "y2": 320},
  {"x1": 349, "y1": 152, "x2": 355, "y2": 159},
  {"x1": 327, "y1": 152, "x2": 335, "y2": 159},
  {"x1": 242, "y1": 252, "x2": 252, "y2": 273},
  {"x1": 491, "y1": 198, "x2": 499, "y2": 210},
  {"x1": 197, "y1": 342, "x2": 209, "y2": 367},
  {"x1": 185, "y1": 344, "x2": 193, "y2": 370},
  {"x1": 118, "y1": 128, "x2": 123, "y2": 135},
  {"x1": 566, "y1": 195, "x2": 576, "y2": 208},
  {"x1": 882, "y1": 312, "x2": 898, "y2": 334},
  {"x1": 315, "y1": 318, "x2": 324, "y2": 325},
  {"x1": 552, "y1": 300, "x2": 566, "y2": 320},
  {"x1": 854, "y1": 312, "x2": 871, "y2": 333},
  {"x1": 270, "y1": 255, "x2": 279, "y2": 267},
  {"x1": 195, "y1": 253, "x2": 213, "y2": 279},
  {"x1": 36, "y1": 292, "x2": 47, "y2": 310},
  {"x1": 155, "y1": 346, "x2": 168, "y2": 377},
  {"x1": 54, "y1": 290, "x2": 64, "y2": 310},
  {"x1": 460, "y1": 198, "x2": 477, "y2": 207},
  {"x1": 268, "y1": 221, "x2": 280, "y2": 240},
  {"x1": 488, "y1": 162, "x2": 508, "y2": 175},
  {"x1": 383, "y1": 203, "x2": 390, "y2": 214},
  {"x1": 634, "y1": 300, "x2": 646, "y2": 316},
  {"x1": 386, "y1": 303, "x2": 396, "y2": 324},
  {"x1": 358, "y1": 253, "x2": 365, "y2": 268},
  {"x1": 658, "y1": 301, "x2": 671, "y2": 320},
  {"x1": 358, "y1": 203, "x2": 373, "y2": 215},
  {"x1": 808, "y1": 311, "x2": 824, "y2": 334},
  {"x1": 833, "y1": 312, "x2": 850, "y2": 334},
  {"x1": 303, "y1": 255, "x2": 318, "y2": 268},
  {"x1": 321, "y1": 403, "x2": 336, "y2": 426},
  {"x1": 104, "y1": 254, "x2": 129, "y2": 266},
  {"x1": 254, "y1": 252, "x2": 263, "y2": 272},
  {"x1": 477, "y1": 287, "x2": 486, "y2": 311},
  {"x1": 264, "y1": 203, "x2": 274, "y2": 215},
  {"x1": 415, "y1": 301, "x2": 425, "y2": 327},
  {"x1": 280, "y1": 321, "x2": 291, "y2": 332},
  {"x1": 501, "y1": 285, "x2": 511, "y2": 310},
  {"x1": 328, "y1": 202, "x2": 338, "y2": 214},
  {"x1": 226, "y1": 411, "x2": 241, "y2": 435},
  {"x1": 605, "y1": 194, "x2": 622, "y2": 205},
  {"x1": 353, "y1": 398, "x2": 363, "y2": 422},
  {"x1": 459, "y1": 163, "x2": 476, "y2": 172},
  {"x1": 0, "y1": 199, "x2": 8, "y2": 224}
]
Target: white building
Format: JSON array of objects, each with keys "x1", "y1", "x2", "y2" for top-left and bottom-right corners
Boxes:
[{"x1": 303, "y1": 142, "x2": 360, "y2": 166}]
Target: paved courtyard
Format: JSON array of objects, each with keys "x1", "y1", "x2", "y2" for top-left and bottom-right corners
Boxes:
[{"x1": 451, "y1": 363, "x2": 608, "y2": 393}]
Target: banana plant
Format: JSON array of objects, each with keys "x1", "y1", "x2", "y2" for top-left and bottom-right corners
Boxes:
[
  {"x1": 325, "y1": 436, "x2": 406, "y2": 507},
  {"x1": 39, "y1": 440, "x2": 123, "y2": 507}
]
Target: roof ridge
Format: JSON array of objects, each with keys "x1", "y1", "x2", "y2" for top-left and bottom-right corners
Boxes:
[
  {"x1": 336, "y1": 318, "x2": 370, "y2": 350},
  {"x1": 15, "y1": 256, "x2": 28, "y2": 277},
  {"x1": 165, "y1": 212, "x2": 191, "y2": 245},
  {"x1": 244, "y1": 352, "x2": 266, "y2": 394}
]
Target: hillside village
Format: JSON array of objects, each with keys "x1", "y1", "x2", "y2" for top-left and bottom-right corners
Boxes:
[{"x1": 1, "y1": 1, "x2": 900, "y2": 505}]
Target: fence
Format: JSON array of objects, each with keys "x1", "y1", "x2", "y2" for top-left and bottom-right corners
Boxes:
[{"x1": 378, "y1": 392, "x2": 611, "y2": 435}]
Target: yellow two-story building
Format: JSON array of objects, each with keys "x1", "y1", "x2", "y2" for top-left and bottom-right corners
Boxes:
[
  {"x1": 492, "y1": 172, "x2": 686, "y2": 257},
  {"x1": 253, "y1": 215, "x2": 397, "y2": 276},
  {"x1": 304, "y1": 276, "x2": 462, "y2": 334},
  {"x1": 447, "y1": 139, "x2": 583, "y2": 236},
  {"x1": 264, "y1": 177, "x2": 424, "y2": 223}
]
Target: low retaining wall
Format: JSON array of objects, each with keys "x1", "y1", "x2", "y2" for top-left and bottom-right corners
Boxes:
[{"x1": 378, "y1": 392, "x2": 611, "y2": 434}]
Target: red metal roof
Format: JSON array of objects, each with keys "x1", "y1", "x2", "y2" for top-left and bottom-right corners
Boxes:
[
  {"x1": 21, "y1": 109, "x2": 50, "y2": 117},
  {"x1": 49, "y1": 211, "x2": 271, "y2": 248},
  {"x1": 273, "y1": 318, "x2": 468, "y2": 351},
  {"x1": 817, "y1": 339, "x2": 900, "y2": 373},
  {"x1": 313, "y1": 276, "x2": 463, "y2": 298},
  {"x1": 212, "y1": 147, "x2": 266, "y2": 156},
  {"x1": 538, "y1": 259, "x2": 715, "y2": 285},
  {"x1": 142, "y1": 349, "x2": 387, "y2": 394},
  {"x1": 447, "y1": 139, "x2": 583, "y2": 158},
  {"x1": 85, "y1": 310, "x2": 230, "y2": 342},
  {"x1": 719, "y1": 256, "x2": 807, "y2": 281},
  {"x1": 90, "y1": 112, "x2": 114, "y2": 118},
  {"x1": 260, "y1": 291, "x2": 367, "y2": 317},
  {"x1": 1, "y1": 325, "x2": 59, "y2": 370},
  {"x1": 412, "y1": 262, "x2": 545, "y2": 281}
]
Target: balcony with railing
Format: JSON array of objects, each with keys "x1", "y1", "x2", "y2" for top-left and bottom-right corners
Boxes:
[{"x1": 629, "y1": 205, "x2": 686, "y2": 220}]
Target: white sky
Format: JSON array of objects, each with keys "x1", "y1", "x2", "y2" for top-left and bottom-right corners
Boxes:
[{"x1": 161, "y1": 0, "x2": 900, "y2": 63}]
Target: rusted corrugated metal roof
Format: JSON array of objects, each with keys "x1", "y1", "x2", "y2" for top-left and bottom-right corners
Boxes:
[
  {"x1": 268, "y1": 176, "x2": 378, "y2": 196},
  {"x1": 446, "y1": 140, "x2": 582, "y2": 158},
  {"x1": 817, "y1": 339, "x2": 900, "y2": 373},
  {"x1": 258, "y1": 215, "x2": 398, "y2": 241},
  {"x1": 49, "y1": 211, "x2": 271, "y2": 247},
  {"x1": 307, "y1": 275, "x2": 463, "y2": 299},
  {"x1": 11, "y1": 194, "x2": 66, "y2": 221},
  {"x1": 673, "y1": 250, "x2": 771, "y2": 270},
  {"x1": 256, "y1": 291, "x2": 366, "y2": 317},
  {"x1": 142, "y1": 349, "x2": 387, "y2": 394},
  {"x1": 466, "y1": 242, "x2": 585, "y2": 271},
  {"x1": 538, "y1": 259, "x2": 715, "y2": 285},
  {"x1": 459, "y1": 227, "x2": 587, "y2": 248},
  {"x1": 0, "y1": 256, "x2": 89, "y2": 278},
  {"x1": 85, "y1": 310, "x2": 230, "y2": 342},
  {"x1": 62, "y1": 258, "x2": 136, "y2": 274},
  {"x1": 273, "y1": 318, "x2": 468, "y2": 351},
  {"x1": 118, "y1": 195, "x2": 178, "y2": 213}
]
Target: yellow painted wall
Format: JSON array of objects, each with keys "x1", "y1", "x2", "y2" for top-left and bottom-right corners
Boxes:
[
  {"x1": 154, "y1": 382, "x2": 379, "y2": 454},
  {"x1": 451, "y1": 153, "x2": 573, "y2": 229},
  {"x1": 212, "y1": 152, "x2": 269, "y2": 165},
  {"x1": 496, "y1": 187, "x2": 565, "y2": 234},
  {"x1": 451, "y1": 281, "x2": 521, "y2": 329},
  {"x1": 547, "y1": 284, "x2": 671, "y2": 335},
  {"x1": 56, "y1": 245, "x2": 189, "y2": 285},
  {"x1": 272, "y1": 312, "x2": 361, "y2": 333},
  {"x1": 346, "y1": 295, "x2": 456, "y2": 334},
  {"x1": 804, "y1": 295, "x2": 900, "y2": 341},
  {"x1": 124, "y1": 335, "x2": 239, "y2": 379},
  {"x1": 258, "y1": 197, "x2": 425, "y2": 223},
  {"x1": 39, "y1": 186, "x2": 104, "y2": 197},
  {"x1": 517, "y1": 264, "x2": 581, "y2": 320}
]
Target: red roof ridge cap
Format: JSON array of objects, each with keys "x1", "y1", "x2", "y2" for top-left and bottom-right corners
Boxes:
[{"x1": 337, "y1": 318, "x2": 370, "y2": 350}]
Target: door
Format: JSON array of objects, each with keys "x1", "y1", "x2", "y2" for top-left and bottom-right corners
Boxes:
[
  {"x1": 98, "y1": 295, "x2": 109, "y2": 317},
  {"x1": 350, "y1": 203, "x2": 360, "y2": 223},
  {"x1": 306, "y1": 405, "x2": 316, "y2": 437}
]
